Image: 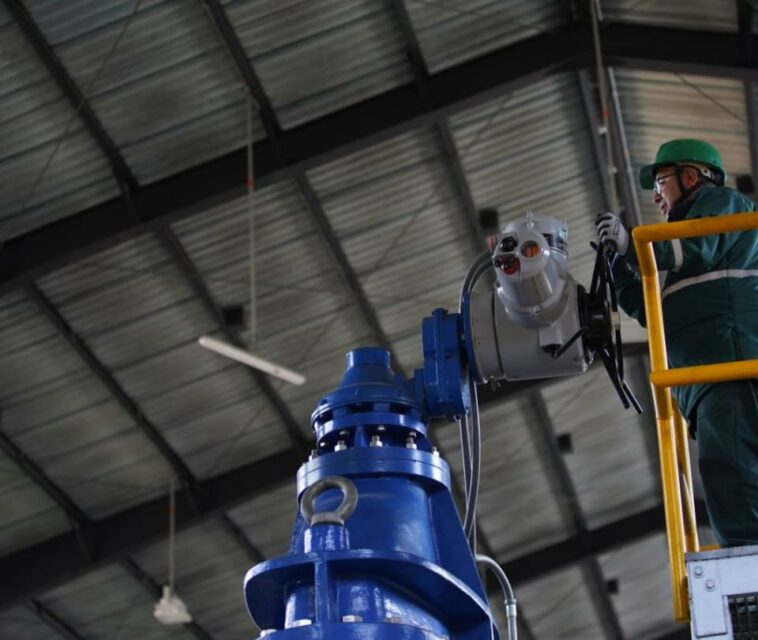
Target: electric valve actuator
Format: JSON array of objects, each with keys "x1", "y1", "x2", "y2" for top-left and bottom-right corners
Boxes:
[{"x1": 466, "y1": 212, "x2": 587, "y2": 382}]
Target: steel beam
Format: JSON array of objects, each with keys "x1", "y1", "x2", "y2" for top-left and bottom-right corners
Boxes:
[
  {"x1": 200, "y1": 0, "x2": 279, "y2": 133},
  {"x1": 0, "y1": 23, "x2": 580, "y2": 295},
  {"x1": 390, "y1": 0, "x2": 485, "y2": 252},
  {"x1": 200, "y1": 2, "x2": 399, "y2": 368},
  {"x1": 217, "y1": 513, "x2": 265, "y2": 564},
  {"x1": 528, "y1": 392, "x2": 625, "y2": 639},
  {"x1": 0, "y1": 412, "x2": 89, "y2": 527},
  {"x1": 0, "y1": 448, "x2": 300, "y2": 611},
  {"x1": 26, "y1": 599, "x2": 86, "y2": 640},
  {"x1": 25, "y1": 283, "x2": 198, "y2": 495},
  {"x1": 737, "y1": 0, "x2": 758, "y2": 195},
  {"x1": 0, "y1": 341, "x2": 651, "y2": 612},
  {"x1": 3, "y1": 24, "x2": 758, "y2": 294},
  {"x1": 0, "y1": 447, "x2": 701, "y2": 613},
  {"x1": 157, "y1": 230, "x2": 309, "y2": 455}
]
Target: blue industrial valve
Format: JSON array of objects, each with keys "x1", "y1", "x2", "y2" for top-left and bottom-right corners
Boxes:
[
  {"x1": 244, "y1": 347, "x2": 498, "y2": 639},
  {"x1": 244, "y1": 213, "x2": 641, "y2": 639}
]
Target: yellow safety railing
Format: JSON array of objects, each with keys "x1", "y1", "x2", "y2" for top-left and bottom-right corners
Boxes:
[{"x1": 631, "y1": 211, "x2": 758, "y2": 623}]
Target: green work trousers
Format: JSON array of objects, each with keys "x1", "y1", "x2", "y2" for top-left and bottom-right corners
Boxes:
[{"x1": 695, "y1": 379, "x2": 758, "y2": 547}]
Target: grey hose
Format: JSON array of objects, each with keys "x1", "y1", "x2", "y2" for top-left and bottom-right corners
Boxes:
[
  {"x1": 476, "y1": 554, "x2": 518, "y2": 640},
  {"x1": 457, "y1": 250, "x2": 491, "y2": 550},
  {"x1": 462, "y1": 379, "x2": 481, "y2": 545}
]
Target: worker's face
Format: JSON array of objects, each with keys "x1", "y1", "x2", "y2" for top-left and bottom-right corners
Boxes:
[{"x1": 651, "y1": 165, "x2": 699, "y2": 219}]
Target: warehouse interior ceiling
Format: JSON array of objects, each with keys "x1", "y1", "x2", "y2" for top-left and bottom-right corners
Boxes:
[{"x1": 0, "y1": 0, "x2": 755, "y2": 638}]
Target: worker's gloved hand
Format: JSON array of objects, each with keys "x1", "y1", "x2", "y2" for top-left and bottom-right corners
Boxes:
[{"x1": 595, "y1": 212, "x2": 629, "y2": 255}]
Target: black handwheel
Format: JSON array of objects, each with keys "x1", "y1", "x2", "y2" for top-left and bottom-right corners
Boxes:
[{"x1": 582, "y1": 241, "x2": 643, "y2": 414}]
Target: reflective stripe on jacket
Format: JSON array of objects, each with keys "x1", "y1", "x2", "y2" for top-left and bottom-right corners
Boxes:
[{"x1": 613, "y1": 185, "x2": 758, "y2": 419}]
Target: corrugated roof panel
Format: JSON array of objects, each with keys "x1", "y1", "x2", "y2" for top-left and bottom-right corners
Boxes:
[
  {"x1": 451, "y1": 72, "x2": 606, "y2": 288},
  {"x1": 38, "y1": 563, "x2": 198, "y2": 640},
  {"x1": 228, "y1": 482, "x2": 299, "y2": 560},
  {"x1": 435, "y1": 396, "x2": 568, "y2": 560},
  {"x1": 599, "y1": 533, "x2": 681, "y2": 639},
  {"x1": 37, "y1": 234, "x2": 173, "y2": 304},
  {"x1": 0, "y1": 12, "x2": 118, "y2": 239},
  {"x1": 81, "y1": 298, "x2": 215, "y2": 370},
  {"x1": 309, "y1": 128, "x2": 475, "y2": 358},
  {"x1": 406, "y1": 0, "x2": 565, "y2": 74},
  {"x1": 516, "y1": 565, "x2": 605, "y2": 639},
  {"x1": 31, "y1": 235, "x2": 293, "y2": 515},
  {"x1": 0, "y1": 331, "x2": 87, "y2": 402},
  {"x1": 138, "y1": 362, "x2": 257, "y2": 429},
  {"x1": 40, "y1": 255, "x2": 197, "y2": 341},
  {"x1": 11, "y1": 399, "x2": 133, "y2": 464},
  {"x1": 0, "y1": 456, "x2": 70, "y2": 556},
  {"x1": 2, "y1": 370, "x2": 113, "y2": 439},
  {"x1": 367, "y1": 239, "x2": 471, "y2": 340},
  {"x1": 0, "y1": 290, "x2": 58, "y2": 359},
  {"x1": 163, "y1": 394, "x2": 288, "y2": 479},
  {"x1": 600, "y1": 0, "x2": 737, "y2": 32},
  {"x1": 225, "y1": 0, "x2": 413, "y2": 128},
  {"x1": 25, "y1": 0, "x2": 258, "y2": 184},
  {"x1": 308, "y1": 130, "x2": 445, "y2": 237},
  {"x1": 133, "y1": 521, "x2": 255, "y2": 638},
  {"x1": 22, "y1": 0, "x2": 163, "y2": 44},
  {"x1": 0, "y1": 605, "x2": 57, "y2": 640},
  {"x1": 172, "y1": 184, "x2": 361, "y2": 344},
  {"x1": 615, "y1": 69, "x2": 751, "y2": 224},
  {"x1": 541, "y1": 362, "x2": 658, "y2": 528},
  {"x1": 46, "y1": 431, "x2": 173, "y2": 518}
]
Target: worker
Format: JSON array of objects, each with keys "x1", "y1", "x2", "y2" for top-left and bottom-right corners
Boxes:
[{"x1": 595, "y1": 138, "x2": 758, "y2": 548}]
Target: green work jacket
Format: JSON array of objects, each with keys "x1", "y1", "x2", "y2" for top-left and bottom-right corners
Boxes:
[{"x1": 614, "y1": 185, "x2": 758, "y2": 420}]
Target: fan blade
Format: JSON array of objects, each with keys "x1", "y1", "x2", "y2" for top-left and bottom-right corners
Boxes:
[{"x1": 198, "y1": 335, "x2": 306, "y2": 385}]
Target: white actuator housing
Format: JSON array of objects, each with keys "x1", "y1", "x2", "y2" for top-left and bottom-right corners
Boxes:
[{"x1": 467, "y1": 212, "x2": 589, "y2": 382}]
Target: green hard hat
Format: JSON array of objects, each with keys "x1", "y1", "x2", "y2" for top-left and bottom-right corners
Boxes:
[{"x1": 639, "y1": 139, "x2": 726, "y2": 189}]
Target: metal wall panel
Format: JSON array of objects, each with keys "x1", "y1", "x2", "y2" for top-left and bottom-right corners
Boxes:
[
  {"x1": 615, "y1": 69, "x2": 751, "y2": 225},
  {"x1": 405, "y1": 0, "x2": 565, "y2": 74},
  {"x1": 224, "y1": 0, "x2": 413, "y2": 128}
]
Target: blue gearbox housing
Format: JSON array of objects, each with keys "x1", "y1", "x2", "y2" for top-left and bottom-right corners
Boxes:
[{"x1": 243, "y1": 331, "x2": 498, "y2": 639}]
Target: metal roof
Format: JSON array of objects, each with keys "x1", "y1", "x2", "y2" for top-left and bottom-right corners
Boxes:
[
  {"x1": 600, "y1": 0, "x2": 738, "y2": 33},
  {"x1": 1, "y1": 2, "x2": 753, "y2": 639}
]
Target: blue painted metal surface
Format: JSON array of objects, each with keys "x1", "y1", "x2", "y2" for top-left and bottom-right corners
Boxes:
[{"x1": 244, "y1": 334, "x2": 496, "y2": 638}]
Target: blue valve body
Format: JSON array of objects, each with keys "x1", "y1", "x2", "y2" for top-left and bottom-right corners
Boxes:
[{"x1": 244, "y1": 322, "x2": 496, "y2": 638}]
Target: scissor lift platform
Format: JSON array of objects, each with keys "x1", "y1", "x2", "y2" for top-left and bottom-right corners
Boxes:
[{"x1": 686, "y1": 545, "x2": 758, "y2": 639}]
